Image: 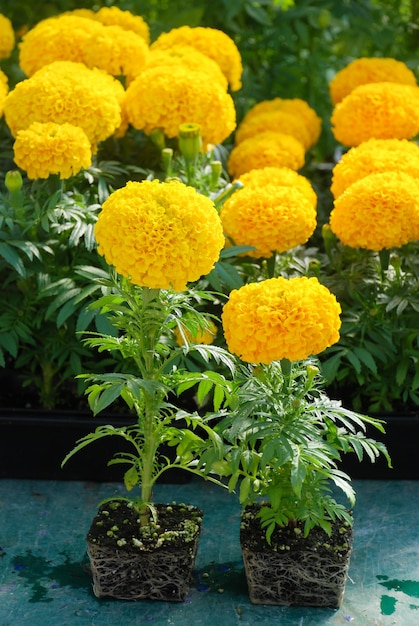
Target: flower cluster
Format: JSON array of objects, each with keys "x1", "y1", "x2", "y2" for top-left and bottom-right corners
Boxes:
[
  {"x1": 13, "y1": 122, "x2": 92, "y2": 179},
  {"x1": 150, "y1": 25, "x2": 243, "y2": 91},
  {"x1": 329, "y1": 57, "x2": 417, "y2": 105},
  {"x1": 174, "y1": 318, "x2": 217, "y2": 346},
  {"x1": 221, "y1": 276, "x2": 342, "y2": 364},
  {"x1": 146, "y1": 45, "x2": 228, "y2": 91},
  {"x1": 236, "y1": 166, "x2": 317, "y2": 208},
  {"x1": 94, "y1": 179, "x2": 225, "y2": 291},
  {"x1": 227, "y1": 131, "x2": 305, "y2": 178},
  {"x1": 87, "y1": 5, "x2": 150, "y2": 43},
  {"x1": 0, "y1": 13, "x2": 15, "y2": 60},
  {"x1": 220, "y1": 184, "x2": 316, "y2": 258},
  {"x1": 329, "y1": 171, "x2": 419, "y2": 251},
  {"x1": 240, "y1": 97, "x2": 322, "y2": 148},
  {"x1": 18, "y1": 15, "x2": 104, "y2": 76},
  {"x1": 0, "y1": 68, "x2": 8, "y2": 116},
  {"x1": 331, "y1": 138, "x2": 419, "y2": 199},
  {"x1": 82, "y1": 24, "x2": 149, "y2": 82},
  {"x1": 124, "y1": 65, "x2": 236, "y2": 147},
  {"x1": 331, "y1": 82, "x2": 419, "y2": 146},
  {"x1": 4, "y1": 60, "x2": 123, "y2": 147},
  {"x1": 18, "y1": 13, "x2": 149, "y2": 82},
  {"x1": 234, "y1": 110, "x2": 312, "y2": 150}
]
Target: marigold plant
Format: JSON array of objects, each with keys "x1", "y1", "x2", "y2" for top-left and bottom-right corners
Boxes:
[
  {"x1": 220, "y1": 184, "x2": 316, "y2": 258},
  {"x1": 330, "y1": 171, "x2": 419, "y2": 251},
  {"x1": 241, "y1": 97, "x2": 322, "y2": 148},
  {"x1": 331, "y1": 138, "x2": 419, "y2": 198},
  {"x1": 18, "y1": 15, "x2": 104, "y2": 76},
  {"x1": 235, "y1": 110, "x2": 311, "y2": 150},
  {"x1": 124, "y1": 65, "x2": 236, "y2": 146},
  {"x1": 0, "y1": 13, "x2": 15, "y2": 60},
  {"x1": 330, "y1": 57, "x2": 417, "y2": 105},
  {"x1": 94, "y1": 179, "x2": 225, "y2": 291},
  {"x1": 151, "y1": 25, "x2": 242, "y2": 91},
  {"x1": 227, "y1": 132, "x2": 305, "y2": 178},
  {"x1": 236, "y1": 166, "x2": 317, "y2": 207},
  {"x1": 331, "y1": 82, "x2": 419, "y2": 146},
  {"x1": 146, "y1": 45, "x2": 228, "y2": 91},
  {"x1": 222, "y1": 276, "x2": 341, "y2": 364},
  {"x1": 4, "y1": 60, "x2": 123, "y2": 147},
  {"x1": 13, "y1": 121, "x2": 92, "y2": 179}
]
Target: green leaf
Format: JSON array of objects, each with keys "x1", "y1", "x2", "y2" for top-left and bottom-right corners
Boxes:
[
  {"x1": 124, "y1": 466, "x2": 139, "y2": 491},
  {"x1": 353, "y1": 346, "x2": 378, "y2": 374}
]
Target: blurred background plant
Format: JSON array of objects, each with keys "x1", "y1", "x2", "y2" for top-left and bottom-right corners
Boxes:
[{"x1": 1, "y1": 0, "x2": 418, "y2": 417}]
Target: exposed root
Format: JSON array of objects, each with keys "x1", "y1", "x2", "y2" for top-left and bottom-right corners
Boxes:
[
  {"x1": 87, "y1": 539, "x2": 199, "y2": 601},
  {"x1": 242, "y1": 546, "x2": 351, "y2": 607}
]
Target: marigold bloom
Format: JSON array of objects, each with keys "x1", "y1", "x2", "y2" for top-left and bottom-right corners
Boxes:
[
  {"x1": 235, "y1": 110, "x2": 311, "y2": 150},
  {"x1": 220, "y1": 185, "x2": 316, "y2": 258},
  {"x1": 236, "y1": 167, "x2": 317, "y2": 208},
  {"x1": 4, "y1": 61, "x2": 122, "y2": 147},
  {"x1": 227, "y1": 132, "x2": 305, "y2": 178},
  {"x1": 241, "y1": 97, "x2": 322, "y2": 148},
  {"x1": 146, "y1": 45, "x2": 228, "y2": 91},
  {"x1": 0, "y1": 14, "x2": 15, "y2": 60},
  {"x1": 151, "y1": 25, "x2": 242, "y2": 91},
  {"x1": 94, "y1": 180, "x2": 225, "y2": 291},
  {"x1": 222, "y1": 277, "x2": 341, "y2": 364},
  {"x1": 330, "y1": 171, "x2": 419, "y2": 251},
  {"x1": 124, "y1": 65, "x2": 236, "y2": 146},
  {"x1": 13, "y1": 121, "x2": 92, "y2": 179},
  {"x1": 174, "y1": 318, "x2": 217, "y2": 346},
  {"x1": 331, "y1": 82, "x2": 419, "y2": 147},
  {"x1": 0, "y1": 68, "x2": 8, "y2": 116},
  {"x1": 331, "y1": 138, "x2": 419, "y2": 198},
  {"x1": 330, "y1": 57, "x2": 417, "y2": 105},
  {"x1": 18, "y1": 15, "x2": 104, "y2": 76},
  {"x1": 83, "y1": 24, "x2": 149, "y2": 82},
  {"x1": 93, "y1": 6, "x2": 150, "y2": 44}
]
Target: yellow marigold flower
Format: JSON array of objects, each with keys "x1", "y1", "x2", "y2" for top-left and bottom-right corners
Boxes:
[
  {"x1": 124, "y1": 65, "x2": 236, "y2": 146},
  {"x1": 227, "y1": 131, "x2": 305, "y2": 178},
  {"x1": 63, "y1": 9, "x2": 97, "y2": 19},
  {"x1": 94, "y1": 179, "x2": 225, "y2": 291},
  {"x1": 236, "y1": 167, "x2": 317, "y2": 209},
  {"x1": 235, "y1": 110, "x2": 311, "y2": 150},
  {"x1": 93, "y1": 6, "x2": 150, "y2": 44},
  {"x1": 13, "y1": 121, "x2": 92, "y2": 179},
  {"x1": 0, "y1": 14, "x2": 15, "y2": 60},
  {"x1": 330, "y1": 171, "x2": 419, "y2": 251},
  {"x1": 174, "y1": 318, "x2": 217, "y2": 346},
  {"x1": 18, "y1": 15, "x2": 104, "y2": 76},
  {"x1": 146, "y1": 45, "x2": 228, "y2": 91},
  {"x1": 330, "y1": 57, "x2": 417, "y2": 105},
  {"x1": 222, "y1": 276, "x2": 341, "y2": 364},
  {"x1": 83, "y1": 24, "x2": 149, "y2": 82},
  {"x1": 220, "y1": 184, "x2": 316, "y2": 258},
  {"x1": 4, "y1": 61, "x2": 122, "y2": 147},
  {"x1": 241, "y1": 97, "x2": 322, "y2": 148},
  {"x1": 0, "y1": 68, "x2": 9, "y2": 116},
  {"x1": 331, "y1": 82, "x2": 419, "y2": 147},
  {"x1": 331, "y1": 138, "x2": 419, "y2": 198},
  {"x1": 151, "y1": 25, "x2": 242, "y2": 91}
]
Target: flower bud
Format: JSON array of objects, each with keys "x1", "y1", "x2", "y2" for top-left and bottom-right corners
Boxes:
[
  {"x1": 5, "y1": 170, "x2": 23, "y2": 194},
  {"x1": 178, "y1": 123, "x2": 202, "y2": 163}
]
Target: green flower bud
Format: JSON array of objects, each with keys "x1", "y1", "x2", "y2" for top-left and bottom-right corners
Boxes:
[
  {"x1": 5, "y1": 170, "x2": 23, "y2": 194},
  {"x1": 178, "y1": 123, "x2": 202, "y2": 163}
]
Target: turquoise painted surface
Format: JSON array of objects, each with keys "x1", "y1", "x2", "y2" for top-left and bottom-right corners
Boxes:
[{"x1": 1, "y1": 479, "x2": 419, "y2": 625}]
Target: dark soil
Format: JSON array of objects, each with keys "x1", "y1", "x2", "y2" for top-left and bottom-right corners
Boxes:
[
  {"x1": 86, "y1": 499, "x2": 203, "y2": 600},
  {"x1": 87, "y1": 499, "x2": 203, "y2": 552}
]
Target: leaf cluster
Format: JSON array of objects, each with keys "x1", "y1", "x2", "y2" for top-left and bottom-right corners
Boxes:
[{"x1": 215, "y1": 360, "x2": 390, "y2": 539}]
